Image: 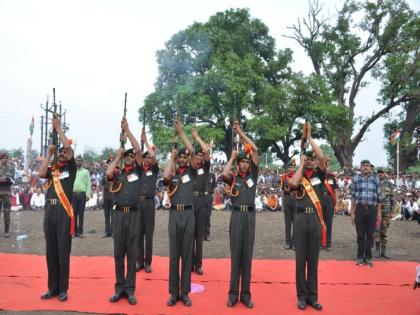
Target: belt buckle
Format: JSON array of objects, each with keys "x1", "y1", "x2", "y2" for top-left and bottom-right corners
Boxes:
[
  {"x1": 240, "y1": 205, "x2": 247, "y2": 212},
  {"x1": 123, "y1": 206, "x2": 129, "y2": 213},
  {"x1": 177, "y1": 204, "x2": 184, "y2": 211},
  {"x1": 51, "y1": 199, "x2": 57, "y2": 205},
  {"x1": 306, "y1": 207, "x2": 311, "y2": 214}
]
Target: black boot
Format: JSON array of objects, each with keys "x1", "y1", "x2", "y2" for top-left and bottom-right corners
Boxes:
[{"x1": 4, "y1": 224, "x2": 10, "y2": 238}]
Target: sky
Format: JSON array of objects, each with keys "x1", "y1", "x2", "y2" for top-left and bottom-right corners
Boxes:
[{"x1": 0, "y1": 0, "x2": 418, "y2": 166}]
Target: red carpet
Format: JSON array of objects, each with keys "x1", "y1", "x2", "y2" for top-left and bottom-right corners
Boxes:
[{"x1": 0, "y1": 253, "x2": 419, "y2": 314}]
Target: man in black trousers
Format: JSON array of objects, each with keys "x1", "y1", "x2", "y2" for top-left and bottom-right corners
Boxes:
[
  {"x1": 191, "y1": 127, "x2": 210, "y2": 275},
  {"x1": 38, "y1": 116, "x2": 76, "y2": 302},
  {"x1": 281, "y1": 159, "x2": 296, "y2": 250},
  {"x1": 222, "y1": 121, "x2": 259, "y2": 309},
  {"x1": 106, "y1": 118, "x2": 142, "y2": 306},
  {"x1": 163, "y1": 118, "x2": 196, "y2": 307},
  {"x1": 136, "y1": 130, "x2": 158, "y2": 273},
  {"x1": 290, "y1": 124, "x2": 325, "y2": 311}
]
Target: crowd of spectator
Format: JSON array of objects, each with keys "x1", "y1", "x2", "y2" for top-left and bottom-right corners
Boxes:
[{"x1": 6, "y1": 155, "x2": 420, "y2": 224}]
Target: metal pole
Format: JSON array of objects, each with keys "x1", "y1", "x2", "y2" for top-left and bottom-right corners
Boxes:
[
  {"x1": 40, "y1": 115, "x2": 44, "y2": 156},
  {"x1": 396, "y1": 140, "x2": 400, "y2": 191}
]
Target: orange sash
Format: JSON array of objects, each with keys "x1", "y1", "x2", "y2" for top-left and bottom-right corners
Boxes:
[
  {"x1": 52, "y1": 168, "x2": 75, "y2": 236},
  {"x1": 301, "y1": 177, "x2": 326, "y2": 247}
]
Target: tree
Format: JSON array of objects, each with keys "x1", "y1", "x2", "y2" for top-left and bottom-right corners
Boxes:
[
  {"x1": 383, "y1": 101, "x2": 420, "y2": 171},
  {"x1": 82, "y1": 148, "x2": 99, "y2": 163},
  {"x1": 286, "y1": 0, "x2": 419, "y2": 168},
  {"x1": 142, "y1": 8, "x2": 276, "y2": 158},
  {"x1": 100, "y1": 147, "x2": 117, "y2": 161}
]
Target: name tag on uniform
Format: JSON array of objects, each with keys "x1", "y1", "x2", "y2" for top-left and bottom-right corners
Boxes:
[
  {"x1": 310, "y1": 177, "x2": 321, "y2": 186},
  {"x1": 146, "y1": 171, "x2": 153, "y2": 177},
  {"x1": 181, "y1": 174, "x2": 190, "y2": 183},
  {"x1": 246, "y1": 178, "x2": 254, "y2": 188},
  {"x1": 127, "y1": 173, "x2": 139, "y2": 182},
  {"x1": 197, "y1": 168, "x2": 204, "y2": 175},
  {"x1": 328, "y1": 179, "x2": 334, "y2": 185},
  {"x1": 59, "y1": 171, "x2": 69, "y2": 180}
]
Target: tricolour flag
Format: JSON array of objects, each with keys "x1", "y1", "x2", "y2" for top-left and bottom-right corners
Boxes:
[
  {"x1": 29, "y1": 116, "x2": 34, "y2": 136},
  {"x1": 390, "y1": 130, "x2": 400, "y2": 145}
]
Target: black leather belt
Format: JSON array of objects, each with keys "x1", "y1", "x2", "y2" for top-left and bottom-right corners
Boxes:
[
  {"x1": 46, "y1": 199, "x2": 60, "y2": 205},
  {"x1": 193, "y1": 191, "x2": 208, "y2": 197},
  {"x1": 232, "y1": 205, "x2": 255, "y2": 212},
  {"x1": 297, "y1": 207, "x2": 317, "y2": 214},
  {"x1": 116, "y1": 206, "x2": 138, "y2": 213},
  {"x1": 139, "y1": 195, "x2": 154, "y2": 200},
  {"x1": 171, "y1": 204, "x2": 193, "y2": 211}
]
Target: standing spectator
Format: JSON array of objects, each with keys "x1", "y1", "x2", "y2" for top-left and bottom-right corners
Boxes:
[
  {"x1": 72, "y1": 156, "x2": 92, "y2": 238},
  {"x1": 350, "y1": 160, "x2": 382, "y2": 267},
  {"x1": 101, "y1": 159, "x2": 115, "y2": 238},
  {"x1": 30, "y1": 188, "x2": 45, "y2": 210},
  {"x1": 0, "y1": 152, "x2": 15, "y2": 238}
]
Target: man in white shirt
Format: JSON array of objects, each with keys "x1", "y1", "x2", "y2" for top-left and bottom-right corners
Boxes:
[{"x1": 30, "y1": 188, "x2": 45, "y2": 210}]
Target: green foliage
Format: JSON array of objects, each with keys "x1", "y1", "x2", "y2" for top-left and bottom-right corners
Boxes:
[
  {"x1": 82, "y1": 147, "x2": 99, "y2": 163},
  {"x1": 320, "y1": 144, "x2": 340, "y2": 171},
  {"x1": 99, "y1": 147, "x2": 117, "y2": 161}
]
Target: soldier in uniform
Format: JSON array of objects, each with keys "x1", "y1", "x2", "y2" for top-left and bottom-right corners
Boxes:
[
  {"x1": 290, "y1": 125, "x2": 325, "y2": 311},
  {"x1": 163, "y1": 119, "x2": 196, "y2": 307},
  {"x1": 106, "y1": 118, "x2": 142, "y2": 305},
  {"x1": 38, "y1": 117, "x2": 76, "y2": 302},
  {"x1": 191, "y1": 128, "x2": 210, "y2": 275},
  {"x1": 0, "y1": 152, "x2": 15, "y2": 238},
  {"x1": 204, "y1": 171, "x2": 216, "y2": 241},
  {"x1": 374, "y1": 169, "x2": 394, "y2": 259},
  {"x1": 281, "y1": 159, "x2": 296, "y2": 250},
  {"x1": 222, "y1": 121, "x2": 259, "y2": 308},
  {"x1": 101, "y1": 159, "x2": 115, "y2": 237},
  {"x1": 321, "y1": 160, "x2": 338, "y2": 251},
  {"x1": 136, "y1": 130, "x2": 158, "y2": 273}
]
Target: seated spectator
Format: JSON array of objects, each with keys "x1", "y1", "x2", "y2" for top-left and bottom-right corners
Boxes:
[
  {"x1": 266, "y1": 190, "x2": 279, "y2": 211},
  {"x1": 30, "y1": 188, "x2": 45, "y2": 210}
]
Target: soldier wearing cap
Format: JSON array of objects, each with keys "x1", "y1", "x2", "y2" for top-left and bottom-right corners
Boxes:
[
  {"x1": 0, "y1": 152, "x2": 15, "y2": 238},
  {"x1": 106, "y1": 118, "x2": 143, "y2": 305},
  {"x1": 163, "y1": 119, "x2": 197, "y2": 307},
  {"x1": 281, "y1": 159, "x2": 296, "y2": 250},
  {"x1": 38, "y1": 116, "x2": 76, "y2": 302},
  {"x1": 222, "y1": 121, "x2": 259, "y2": 309},
  {"x1": 135, "y1": 130, "x2": 158, "y2": 273},
  {"x1": 289, "y1": 124, "x2": 325, "y2": 311},
  {"x1": 191, "y1": 127, "x2": 211, "y2": 275},
  {"x1": 374, "y1": 168, "x2": 394, "y2": 259},
  {"x1": 101, "y1": 159, "x2": 115, "y2": 237},
  {"x1": 350, "y1": 159, "x2": 382, "y2": 267},
  {"x1": 321, "y1": 158, "x2": 338, "y2": 251}
]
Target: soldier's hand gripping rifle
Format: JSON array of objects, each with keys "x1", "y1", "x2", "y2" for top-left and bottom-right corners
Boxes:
[
  {"x1": 119, "y1": 93, "x2": 128, "y2": 168},
  {"x1": 300, "y1": 118, "x2": 309, "y2": 155}
]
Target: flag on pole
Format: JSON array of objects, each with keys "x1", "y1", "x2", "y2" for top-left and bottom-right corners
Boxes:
[
  {"x1": 29, "y1": 116, "x2": 34, "y2": 136},
  {"x1": 390, "y1": 129, "x2": 400, "y2": 145}
]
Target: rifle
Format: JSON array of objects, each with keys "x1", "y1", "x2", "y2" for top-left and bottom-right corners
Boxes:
[
  {"x1": 141, "y1": 107, "x2": 146, "y2": 152},
  {"x1": 300, "y1": 117, "x2": 309, "y2": 155},
  {"x1": 51, "y1": 88, "x2": 58, "y2": 165},
  {"x1": 120, "y1": 93, "x2": 127, "y2": 168},
  {"x1": 232, "y1": 96, "x2": 240, "y2": 152},
  {"x1": 173, "y1": 98, "x2": 179, "y2": 151}
]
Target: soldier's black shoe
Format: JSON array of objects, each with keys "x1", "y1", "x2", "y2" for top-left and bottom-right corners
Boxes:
[
  {"x1": 135, "y1": 262, "x2": 145, "y2": 272},
  {"x1": 41, "y1": 291, "x2": 57, "y2": 300},
  {"x1": 127, "y1": 294, "x2": 137, "y2": 305},
  {"x1": 307, "y1": 300, "x2": 322, "y2": 310},
  {"x1": 204, "y1": 235, "x2": 211, "y2": 241},
  {"x1": 167, "y1": 294, "x2": 179, "y2": 306},
  {"x1": 195, "y1": 266, "x2": 203, "y2": 275},
  {"x1": 297, "y1": 300, "x2": 307, "y2": 310},
  {"x1": 58, "y1": 292, "x2": 68, "y2": 302},
  {"x1": 227, "y1": 299, "x2": 237, "y2": 307},
  {"x1": 240, "y1": 299, "x2": 254, "y2": 308},
  {"x1": 356, "y1": 258, "x2": 365, "y2": 265},
  {"x1": 382, "y1": 250, "x2": 390, "y2": 259},
  {"x1": 365, "y1": 259, "x2": 373, "y2": 267},
  {"x1": 102, "y1": 233, "x2": 112, "y2": 238},
  {"x1": 109, "y1": 292, "x2": 124, "y2": 303},
  {"x1": 145, "y1": 264, "x2": 152, "y2": 273},
  {"x1": 284, "y1": 244, "x2": 293, "y2": 250},
  {"x1": 181, "y1": 293, "x2": 192, "y2": 306}
]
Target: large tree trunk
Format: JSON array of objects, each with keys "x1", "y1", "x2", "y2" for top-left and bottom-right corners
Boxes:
[
  {"x1": 398, "y1": 101, "x2": 419, "y2": 172},
  {"x1": 332, "y1": 137, "x2": 354, "y2": 171}
]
